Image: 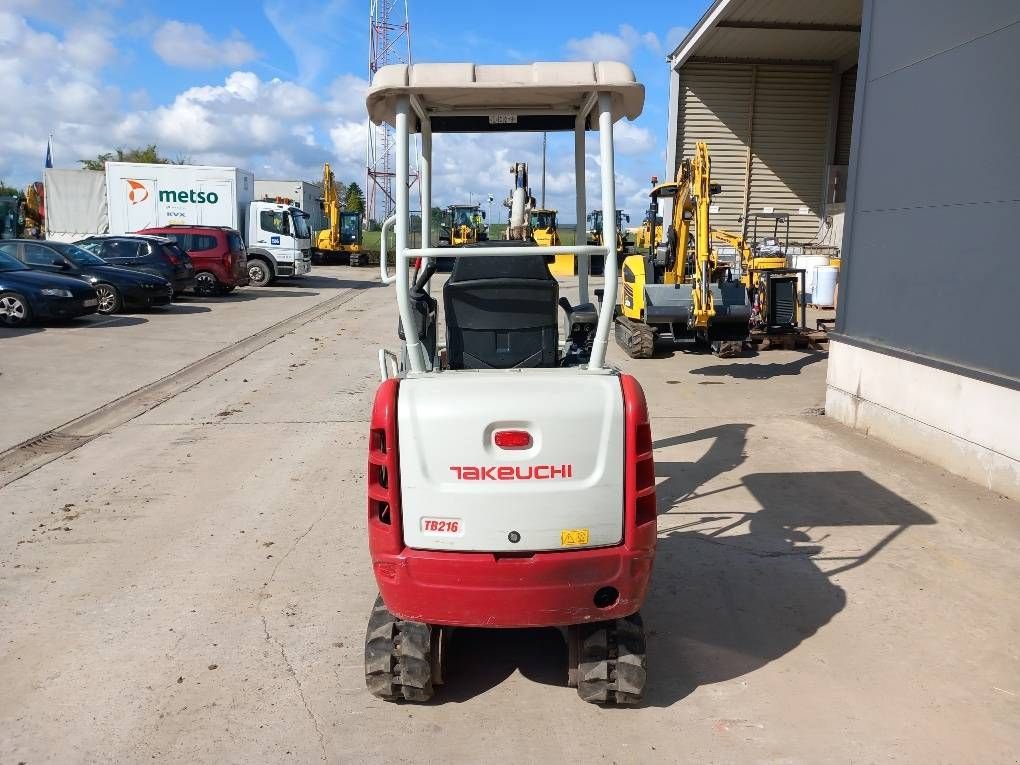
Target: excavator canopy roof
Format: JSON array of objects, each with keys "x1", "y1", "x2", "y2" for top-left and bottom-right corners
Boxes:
[
  {"x1": 366, "y1": 61, "x2": 644, "y2": 132},
  {"x1": 649, "y1": 182, "x2": 679, "y2": 200}
]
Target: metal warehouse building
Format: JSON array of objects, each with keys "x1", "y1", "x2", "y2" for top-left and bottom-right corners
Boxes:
[
  {"x1": 254, "y1": 180, "x2": 327, "y2": 233},
  {"x1": 667, "y1": 0, "x2": 1020, "y2": 499}
]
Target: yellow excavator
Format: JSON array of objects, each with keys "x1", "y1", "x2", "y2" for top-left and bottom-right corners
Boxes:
[
  {"x1": 314, "y1": 162, "x2": 364, "y2": 265},
  {"x1": 529, "y1": 208, "x2": 559, "y2": 248},
  {"x1": 712, "y1": 213, "x2": 804, "y2": 335},
  {"x1": 439, "y1": 204, "x2": 487, "y2": 247},
  {"x1": 587, "y1": 209, "x2": 630, "y2": 252},
  {"x1": 632, "y1": 188, "x2": 663, "y2": 254},
  {"x1": 587, "y1": 209, "x2": 630, "y2": 274},
  {"x1": 615, "y1": 141, "x2": 750, "y2": 358}
]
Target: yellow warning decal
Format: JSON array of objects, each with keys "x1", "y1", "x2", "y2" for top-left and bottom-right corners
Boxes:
[{"x1": 560, "y1": 528, "x2": 590, "y2": 547}]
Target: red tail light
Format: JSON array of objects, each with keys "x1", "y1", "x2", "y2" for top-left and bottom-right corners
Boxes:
[
  {"x1": 165, "y1": 249, "x2": 180, "y2": 265},
  {"x1": 621, "y1": 374, "x2": 657, "y2": 549},
  {"x1": 368, "y1": 379, "x2": 403, "y2": 556},
  {"x1": 494, "y1": 430, "x2": 531, "y2": 449}
]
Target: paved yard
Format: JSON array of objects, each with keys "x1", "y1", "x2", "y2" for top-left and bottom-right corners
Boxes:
[{"x1": 1, "y1": 267, "x2": 1017, "y2": 762}]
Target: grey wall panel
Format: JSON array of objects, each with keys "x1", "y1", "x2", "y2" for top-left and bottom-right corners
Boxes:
[
  {"x1": 843, "y1": 200, "x2": 1018, "y2": 377},
  {"x1": 868, "y1": 0, "x2": 1019, "y2": 79},
  {"x1": 853, "y1": 21, "x2": 1020, "y2": 213},
  {"x1": 840, "y1": 0, "x2": 1020, "y2": 382}
]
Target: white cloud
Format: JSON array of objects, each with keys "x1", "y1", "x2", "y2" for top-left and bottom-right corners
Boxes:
[
  {"x1": 1, "y1": 10, "x2": 664, "y2": 226},
  {"x1": 152, "y1": 21, "x2": 257, "y2": 69},
  {"x1": 263, "y1": 0, "x2": 351, "y2": 83},
  {"x1": 564, "y1": 25, "x2": 661, "y2": 63},
  {"x1": 614, "y1": 122, "x2": 656, "y2": 156},
  {"x1": 0, "y1": 10, "x2": 361, "y2": 192},
  {"x1": 326, "y1": 74, "x2": 370, "y2": 120},
  {"x1": 330, "y1": 121, "x2": 366, "y2": 164},
  {"x1": 665, "y1": 26, "x2": 690, "y2": 53}
]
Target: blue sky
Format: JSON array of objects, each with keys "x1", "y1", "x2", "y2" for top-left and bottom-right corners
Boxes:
[{"x1": 1, "y1": 0, "x2": 709, "y2": 222}]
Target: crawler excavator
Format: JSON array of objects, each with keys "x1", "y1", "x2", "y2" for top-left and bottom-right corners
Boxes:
[
  {"x1": 502, "y1": 162, "x2": 573, "y2": 275},
  {"x1": 615, "y1": 141, "x2": 750, "y2": 358},
  {"x1": 314, "y1": 162, "x2": 364, "y2": 265},
  {"x1": 710, "y1": 213, "x2": 803, "y2": 336}
]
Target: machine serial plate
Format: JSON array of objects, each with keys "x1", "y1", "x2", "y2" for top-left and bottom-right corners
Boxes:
[
  {"x1": 488, "y1": 111, "x2": 518, "y2": 124},
  {"x1": 560, "y1": 528, "x2": 590, "y2": 547}
]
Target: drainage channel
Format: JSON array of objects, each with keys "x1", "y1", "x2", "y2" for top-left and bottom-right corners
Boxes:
[{"x1": 0, "y1": 284, "x2": 377, "y2": 488}]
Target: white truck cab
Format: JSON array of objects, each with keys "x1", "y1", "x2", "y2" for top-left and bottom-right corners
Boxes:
[{"x1": 245, "y1": 199, "x2": 312, "y2": 286}]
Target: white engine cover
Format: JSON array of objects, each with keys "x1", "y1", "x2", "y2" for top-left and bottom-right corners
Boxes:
[{"x1": 397, "y1": 370, "x2": 624, "y2": 552}]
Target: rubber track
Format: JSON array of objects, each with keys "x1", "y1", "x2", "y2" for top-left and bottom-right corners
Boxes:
[
  {"x1": 614, "y1": 318, "x2": 655, "y2": 359},
  {"x1": 577, "y1": 613, "x2": 647, "y2": 705},
  {"x1": 364, "y1": 595, "x2": 434, "y2": 702},
  {"x1": 712, "y1": 340, "x2": 743, "y2": 358},
  {"x1": 0, "y1": 284, "x2": 374, "y2": 488}
]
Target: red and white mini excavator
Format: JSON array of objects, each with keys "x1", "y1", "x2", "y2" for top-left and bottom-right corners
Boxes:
[{"x1": 363, "y1": 61, "x2": 657, "y2": 705}]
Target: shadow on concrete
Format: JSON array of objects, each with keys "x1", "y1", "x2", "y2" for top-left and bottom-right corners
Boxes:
[
  {"x1": 67, "y1": 315, "x2": 150, "y2": 328},
  {"x1": 648, "y1": 337, "x2": 759, "y2": 361},
  {"x1": 174, "y1": 289, "x2": 320, "y2": 303},
  {"x1": 287, "y1": 275, "x2": 377, "y2": 290},
  {"x1": 689, "y1": 351, "x2": 825, "y2": 380},
  {"x1": 159, "y1": 304, "x2": 212, "y2": 315},
  {"x1": 429, "y1": 423, "x2": 935, "y2": 707},
  {"x1": 0, "y1": 325, "x2": 44, "y2": 338},
  {"x1": 0, "y1": 315, "x2": 150, "y2": 335}
]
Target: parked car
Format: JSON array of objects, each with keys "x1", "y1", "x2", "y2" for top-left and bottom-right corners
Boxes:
[
  {"x1": 1, "y1": 239, "x2": 172, "y2": 315},
  {"x1": 0, "y1": 246, "x2": 99, "y2": 327},
  {"x1": 75, "y1": 234, "x2": 195, "y2": 295},
  {"x1": 136, "y1": 225, "x2": 250, "y2": 296}
]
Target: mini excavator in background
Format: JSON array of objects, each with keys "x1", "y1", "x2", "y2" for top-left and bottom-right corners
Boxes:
[
  {"x1": 615, "y1": 141, "x2": 750, "y2": 358},
  {"x1": 711, "y1": 212, "x2": 804, "y2": 337}
]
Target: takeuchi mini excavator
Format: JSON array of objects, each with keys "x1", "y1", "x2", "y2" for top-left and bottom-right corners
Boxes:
[
  {"x1": 365, "y1": 60, "x2": 656, "y2": 705},
  {"x1": 314, "y1": 162, "x2": 364, "y2": 265},
  {"x1": 615, "y1": 141, "x2": 750, "y2": 358}
]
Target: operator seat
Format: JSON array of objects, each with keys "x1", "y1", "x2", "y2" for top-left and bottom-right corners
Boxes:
[{"x1": 443, "y1": 241, "x2": 559, "y2": 369}]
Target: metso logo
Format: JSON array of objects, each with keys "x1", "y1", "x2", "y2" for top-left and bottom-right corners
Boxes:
[{"x1": 126, "y1": 179, "x2": 149, "y2": 205}]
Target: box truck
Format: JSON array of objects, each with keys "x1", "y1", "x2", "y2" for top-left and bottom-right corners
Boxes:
[
  {"x1": 104, "y1": 163, "x2": 312, "y2": 284},
  {"x1": 43, "y1": 169, "x2": 109, "y2": 242},
  {"x1": 255, "y1": 179, "x2": 327, "y2": 233}
]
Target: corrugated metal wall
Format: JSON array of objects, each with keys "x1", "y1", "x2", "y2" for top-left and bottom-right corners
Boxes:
[
  {"x1": 833, "y1": 66, "x2": 857, "y2": 165},
  {"x1": 676, "y1": 63, "x2": 753, "y2": 238},
  {"x1": 676, "y1": 62, "x2": 832, "y2": 243}
]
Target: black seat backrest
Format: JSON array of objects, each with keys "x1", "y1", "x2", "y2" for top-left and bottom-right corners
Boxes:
[{"x1": 443, "y1": 241, "x2": 559, "y2": 370}]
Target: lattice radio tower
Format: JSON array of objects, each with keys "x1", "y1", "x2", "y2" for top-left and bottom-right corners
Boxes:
[{"x1": 368, "y1": 0, "x2": 419, "y2": 222}]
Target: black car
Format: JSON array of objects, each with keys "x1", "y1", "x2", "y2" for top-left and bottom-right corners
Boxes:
[
  {"x1": 0, "y1": 240, "x2": 173, "y2": 315},
  {"x1": 76, "y1": 234, "x2": 195, "y2": 294},
  {"x1": 0, "y1": 248, "x2": 99, "y2": 327}
]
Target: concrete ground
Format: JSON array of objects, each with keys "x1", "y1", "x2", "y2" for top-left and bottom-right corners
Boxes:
[
  {"x1": 1, "y1": 266, "x2": 1017, "y2": 763},
  {"x1": 0, "y1": 271, "x2": 374, "y2": 452}
]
